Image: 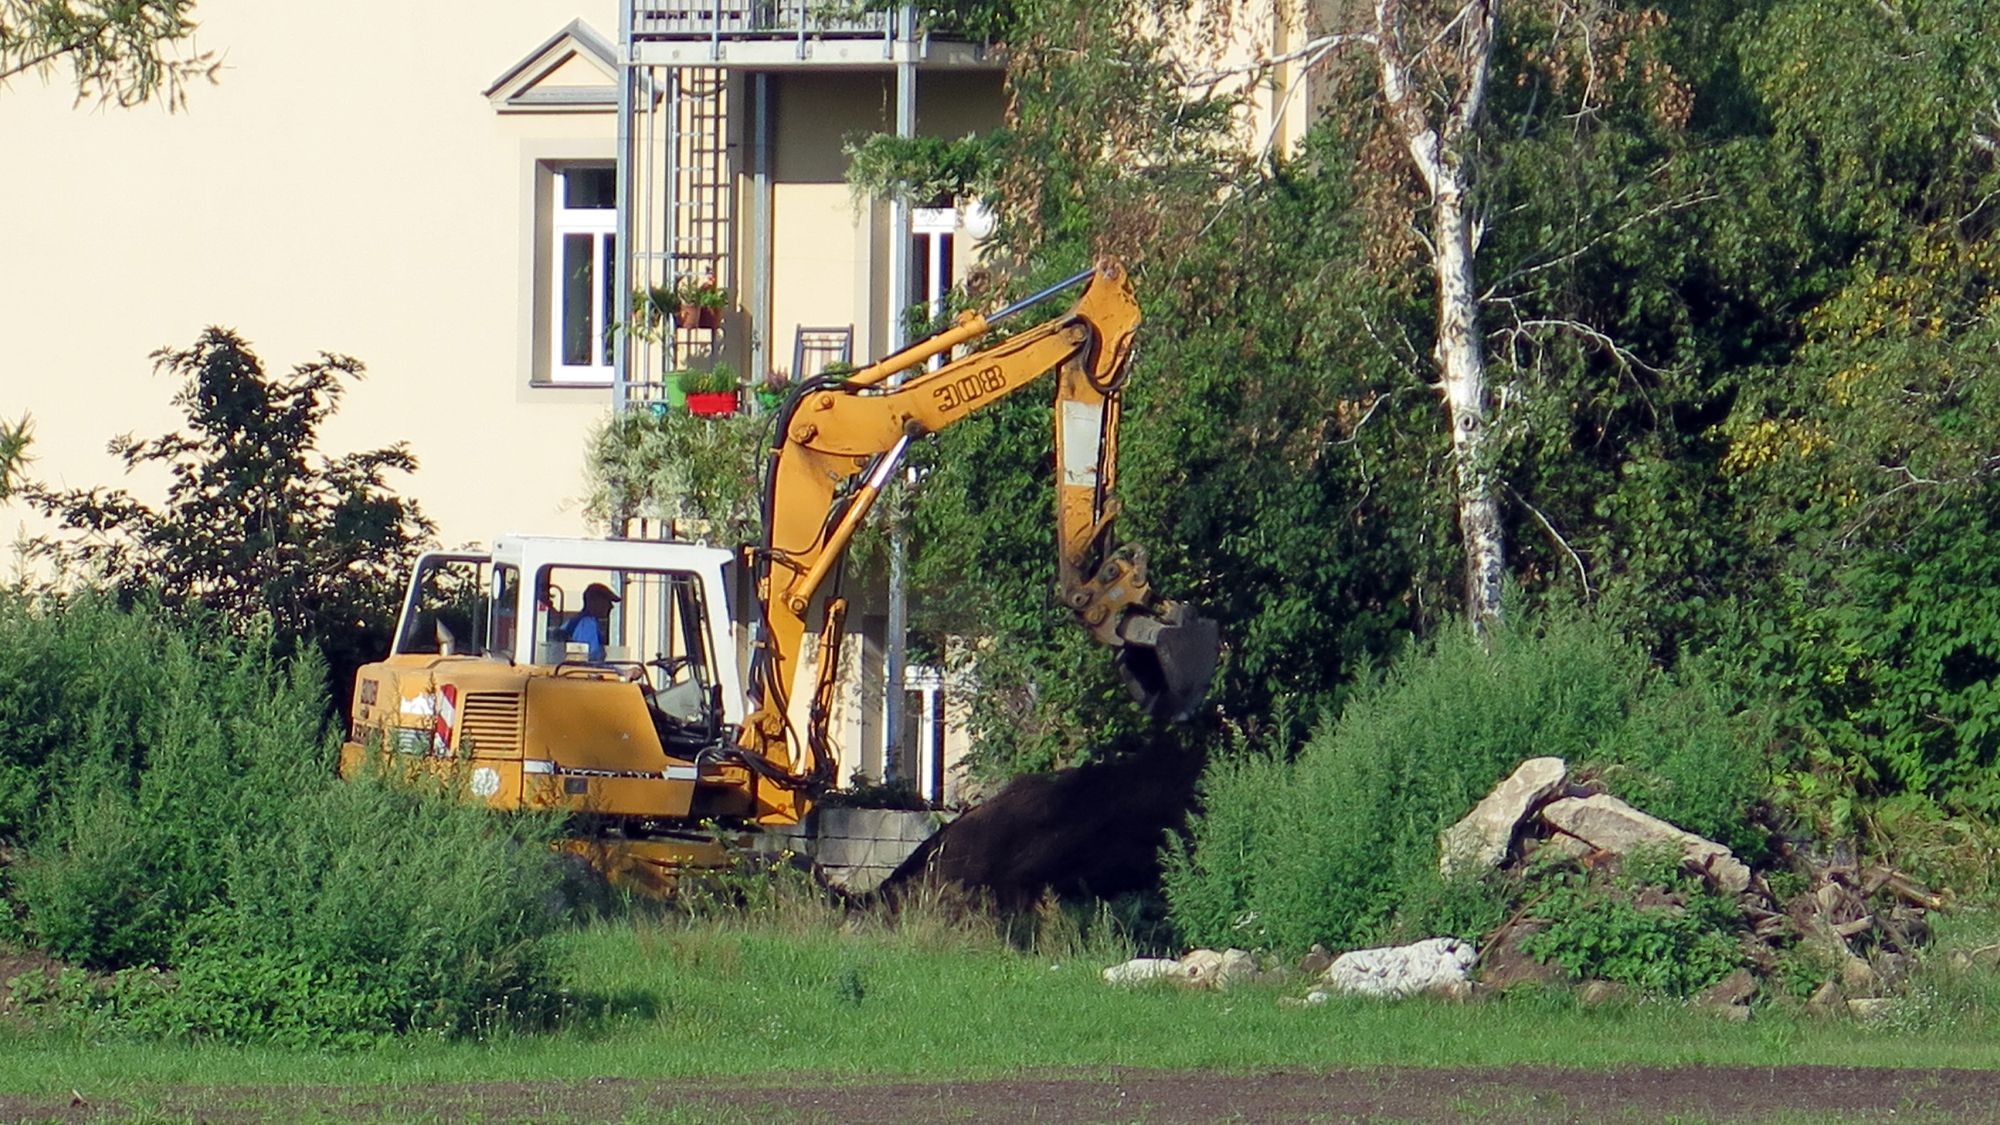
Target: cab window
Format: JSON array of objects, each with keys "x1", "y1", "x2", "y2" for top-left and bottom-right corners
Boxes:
[
  {"x1": 394, "y1": 555, "x2": 492, "y2": 655},
  {"x1": 529, "y1": 568, "x2": 716, "y2": 689}
]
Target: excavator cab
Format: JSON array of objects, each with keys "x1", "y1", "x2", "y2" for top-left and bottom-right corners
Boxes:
[{"x1": 347, "y1": 539, "x2": 754, "y2": 826}]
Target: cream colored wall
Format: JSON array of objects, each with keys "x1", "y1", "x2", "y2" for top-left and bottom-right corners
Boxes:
[
  {"x1": 1, "y1": 0, "x2": 619, "y2": 553},
  {"x1": 767, "y1": 72, "x2": 879, "y2": 372},
  {"x1": 1156, "y1": 0, "x2": 1332, "y2": 162},
  {"x1": 763, "y1": 69, "x2": 1002, "y2": 374}
]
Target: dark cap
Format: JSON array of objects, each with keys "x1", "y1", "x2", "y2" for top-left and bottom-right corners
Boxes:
[{"x1": 582, "y1": 582, "x2": 620, "y2": 604}]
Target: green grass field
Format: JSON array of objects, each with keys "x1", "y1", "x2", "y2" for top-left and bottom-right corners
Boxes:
[{"x1": 6, "y1": 903, "x2": 2000, "y2": 1103}]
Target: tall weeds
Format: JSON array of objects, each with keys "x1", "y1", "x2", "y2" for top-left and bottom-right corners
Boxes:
[
  {"x1": 0, "y1": 594, "x2": 564, "y2": 1043},
  {"x1": 1163, "y1": 608, "x2": 1767, "y2": 952}
]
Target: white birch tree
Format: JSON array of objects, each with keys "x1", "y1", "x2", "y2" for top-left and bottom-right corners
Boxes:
[{"x1": 1368, "y1": 0, "x2": 1504, "y2": 626}]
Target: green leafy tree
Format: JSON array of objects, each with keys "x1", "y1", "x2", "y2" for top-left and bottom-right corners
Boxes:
[
  {"x1": 0, "y1": 413, "x2": 29, "y2": 500},
  {"x1": 1678, "y1": 0, "x2": 2000, "y2": 822},
  {"x1": 0, "y1": 0, "x2": 217, "y2": 109},
  {"x1": 25, "y1": 328, "x2": 433, "y2": 705},
  {"x1": 629, "y1": 0, "x2": 2000, "y2": 819},
  {"x1": 892, "y1": 0, "x2": 1754, "y2": 771}
]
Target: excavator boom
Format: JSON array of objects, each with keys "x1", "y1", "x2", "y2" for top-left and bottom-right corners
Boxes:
[{"x1": 734, "y1": 261, "x2": 1219, "y2": 812}]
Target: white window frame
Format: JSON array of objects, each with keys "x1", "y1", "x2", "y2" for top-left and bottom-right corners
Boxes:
[
  {"x1": 912, "y1": 206, "x2": 956, "y2": 317},
  {"x1": 912, "y1": 207, "x2": 957, "y2": 371},
  {"x1": 549, "y1": 164, "x2": 617, "y2": 385}
]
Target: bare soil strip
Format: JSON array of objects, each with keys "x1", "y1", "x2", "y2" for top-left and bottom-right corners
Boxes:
[{"x1": 8, "y1": 1066, "x2": 2000, "y2": 1123}]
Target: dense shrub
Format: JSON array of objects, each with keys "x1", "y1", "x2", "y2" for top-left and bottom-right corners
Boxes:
[
  {"x1": 120, "y1": 772, "x2": 564, "y2": 1043},
  {"x1": 0, "y1": 595, "x2": 564, "y2": 1043},
  {"x1": 23, "y1": 329, "x2": 431, "y2": 718},
  {"x1": 0, "y1": 591, "x2": 178, "y2": 842},
  {"x1": 11, "y1": 601, "x2": 338, "y2": 967},
  {"x1": 1163, "y1": 609, "x2": 1766, "y2": 953},
  {"x1": 1519, "y1": 847, "x2": 1745, "y2": 997}
]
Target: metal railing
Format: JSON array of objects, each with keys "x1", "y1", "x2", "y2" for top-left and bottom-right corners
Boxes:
[{"x1": 632, "y1": 1, "x2": 896, "y2": 41}]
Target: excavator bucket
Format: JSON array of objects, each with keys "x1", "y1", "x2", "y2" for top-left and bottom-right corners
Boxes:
[{"x1": 1115, "y1": 601, "x2": 1221, "y2": 722}]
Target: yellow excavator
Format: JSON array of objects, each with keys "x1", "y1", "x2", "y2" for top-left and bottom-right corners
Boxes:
[{"x1": 341, "y1": 261, "x2": 1218, "y2": 889}]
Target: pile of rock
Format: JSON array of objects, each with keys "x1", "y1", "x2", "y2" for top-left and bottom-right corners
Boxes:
[
  {"x1": 1442, "y1": 757, "x2": 1949, "y2": 1018},
  {"x1": 1102, "y1": 756, "x2": 1949, "y2": 1019},
  {"x1": 1439, "y1": 757, "x2": 1750, "y2": 892}
]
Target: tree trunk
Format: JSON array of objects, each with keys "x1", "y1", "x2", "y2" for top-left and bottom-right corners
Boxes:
[
  {"x1": 1433, "y1": 181, "x2": 1505, "y2": 626},
  {"x1": 1372, "y1": 0, "x2": 1505, "y2": 629}
]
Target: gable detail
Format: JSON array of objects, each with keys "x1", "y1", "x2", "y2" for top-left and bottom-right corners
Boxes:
[{"x1": 485, "y1": 19, "x2": 619, "y2": 114}]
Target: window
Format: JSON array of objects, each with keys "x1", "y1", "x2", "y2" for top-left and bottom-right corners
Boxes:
[
  {"x1": 393, "y1": 554, "x2": 496, "y2": 656},
  {"x1": 911, "y1": 206, "x2": 957, "y2": 370},
  {"x1": 911, "y1": 206, "x2": 957, "y2": 322},
  {"x1": 526, "y1": 567, "x2": 719, "y2": 730},
  {"x1": 549, "y1": 165, "x2": 616, "y2": 383}
]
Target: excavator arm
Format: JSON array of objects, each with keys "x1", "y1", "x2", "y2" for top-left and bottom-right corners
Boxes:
[{"x1": 732, "y1": 261, "x2": 1218, "y2": 820}]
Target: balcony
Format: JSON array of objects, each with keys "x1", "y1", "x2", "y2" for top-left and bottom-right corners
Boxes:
[
  {"x1": 634, "y1": 1, "x2": 891, "y2": 40},
  {"x1": 629, "y1": 1, "x2": 997, "y2": 68}
]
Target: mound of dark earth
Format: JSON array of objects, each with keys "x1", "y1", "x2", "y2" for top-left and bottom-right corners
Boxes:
[{"x1": 883, "y1": 743, "x2": 1206, "y2": 909}]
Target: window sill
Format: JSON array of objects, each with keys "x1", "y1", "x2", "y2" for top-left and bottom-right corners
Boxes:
[{"x1": 529, "y1": 380, "x2": 615, "y2": 390}]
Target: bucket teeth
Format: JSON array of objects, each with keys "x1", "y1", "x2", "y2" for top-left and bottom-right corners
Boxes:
[{"x1": 1116, "y1": 602, "x2": 1220, "y2": 721}]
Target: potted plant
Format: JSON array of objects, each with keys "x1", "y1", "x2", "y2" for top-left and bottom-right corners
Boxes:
[
  {"x1": 631, "y1": 284, "x2": 679, "y2": 340},
  {"x1": 664, "y1": 368, "x2": 695, "y2": 409},
  {"x1": 675, "y1": 277, "x2": 730, "y2": 330},
  {"x1": 683, "y1": 365, "x2": 741, "y2": 416},
  {"x1": 754, "y1": 370, "x2": 790, "y2": 413}
]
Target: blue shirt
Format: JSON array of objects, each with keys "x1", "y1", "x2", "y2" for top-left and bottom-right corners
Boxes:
[{"x1": 563, "y1": 614, "x2": 606, "y2": 661}]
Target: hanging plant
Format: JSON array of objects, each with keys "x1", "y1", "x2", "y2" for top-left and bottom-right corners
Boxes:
[
  {"x1": 629, "y1": 285, "x2": 679, "y2": 341},
  {"x1": 844, "y1": 132, "x2": 997, "y2": 206},
  {"x1": 586, "y1": 407, "x2": 765, "y2": 543}
]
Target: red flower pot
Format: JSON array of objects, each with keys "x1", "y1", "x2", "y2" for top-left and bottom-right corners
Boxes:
[{"x1": 686, "y1": 391, "x2": 740, "y2": 416}]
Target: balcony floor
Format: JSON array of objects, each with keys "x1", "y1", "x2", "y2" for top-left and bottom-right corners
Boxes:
[{"x1": 629, "y1": 36, "x2": 998, "y2": 70}]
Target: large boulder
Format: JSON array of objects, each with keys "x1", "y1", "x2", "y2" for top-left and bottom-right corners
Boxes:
[
  {"x1": 1439, "y1": 757, "x2": 1569, "y2": 877},
  {"x1": 1311, "y1": 937, "x2": 1477, "y2": 1000},
  {"x1": 1539, "y1": 794, "x2": 1751, "y2": 893},
  {"x1": 1181, "y1": 947, "x2": 1264, "y2": 990},
  {"x1": 1102, "y1": 958, "x2": 1188, "y2": 986},
  {"x1": 1103, "y1": 948, "x2": 1266, "y2": 990}
]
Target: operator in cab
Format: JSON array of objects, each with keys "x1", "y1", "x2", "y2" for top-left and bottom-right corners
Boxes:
[{"x1": 563, "y1": 582, "x2": 619, "y2": 661}]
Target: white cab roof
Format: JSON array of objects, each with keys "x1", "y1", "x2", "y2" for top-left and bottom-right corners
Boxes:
[{"x1": 488, "y1": 533, "x2": 735, "y2": 573}]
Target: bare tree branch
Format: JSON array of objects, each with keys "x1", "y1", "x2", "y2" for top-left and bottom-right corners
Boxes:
[
  {"x1": 1495, "y1": 316, "x2": 1665, "y2": 376},
  {"x1": 1481, "y1": 186, "x2": 1721, "y2": 299},
  {"x1": 1509, "y1": 484, "x2": 1593, "y2": 600},
  {"x1": 1177, "y1": 32, "x2": 1375, "y2": 90}
]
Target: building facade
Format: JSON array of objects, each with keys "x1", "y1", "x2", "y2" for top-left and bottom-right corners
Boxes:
[{"x1": 3, "y1": 0, "x2": 1328, "y2": 800}]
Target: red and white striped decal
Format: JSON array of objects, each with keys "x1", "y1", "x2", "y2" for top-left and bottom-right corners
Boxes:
[{"x1": 431, "y1": 684, "x2": 459, "y2": 755}]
